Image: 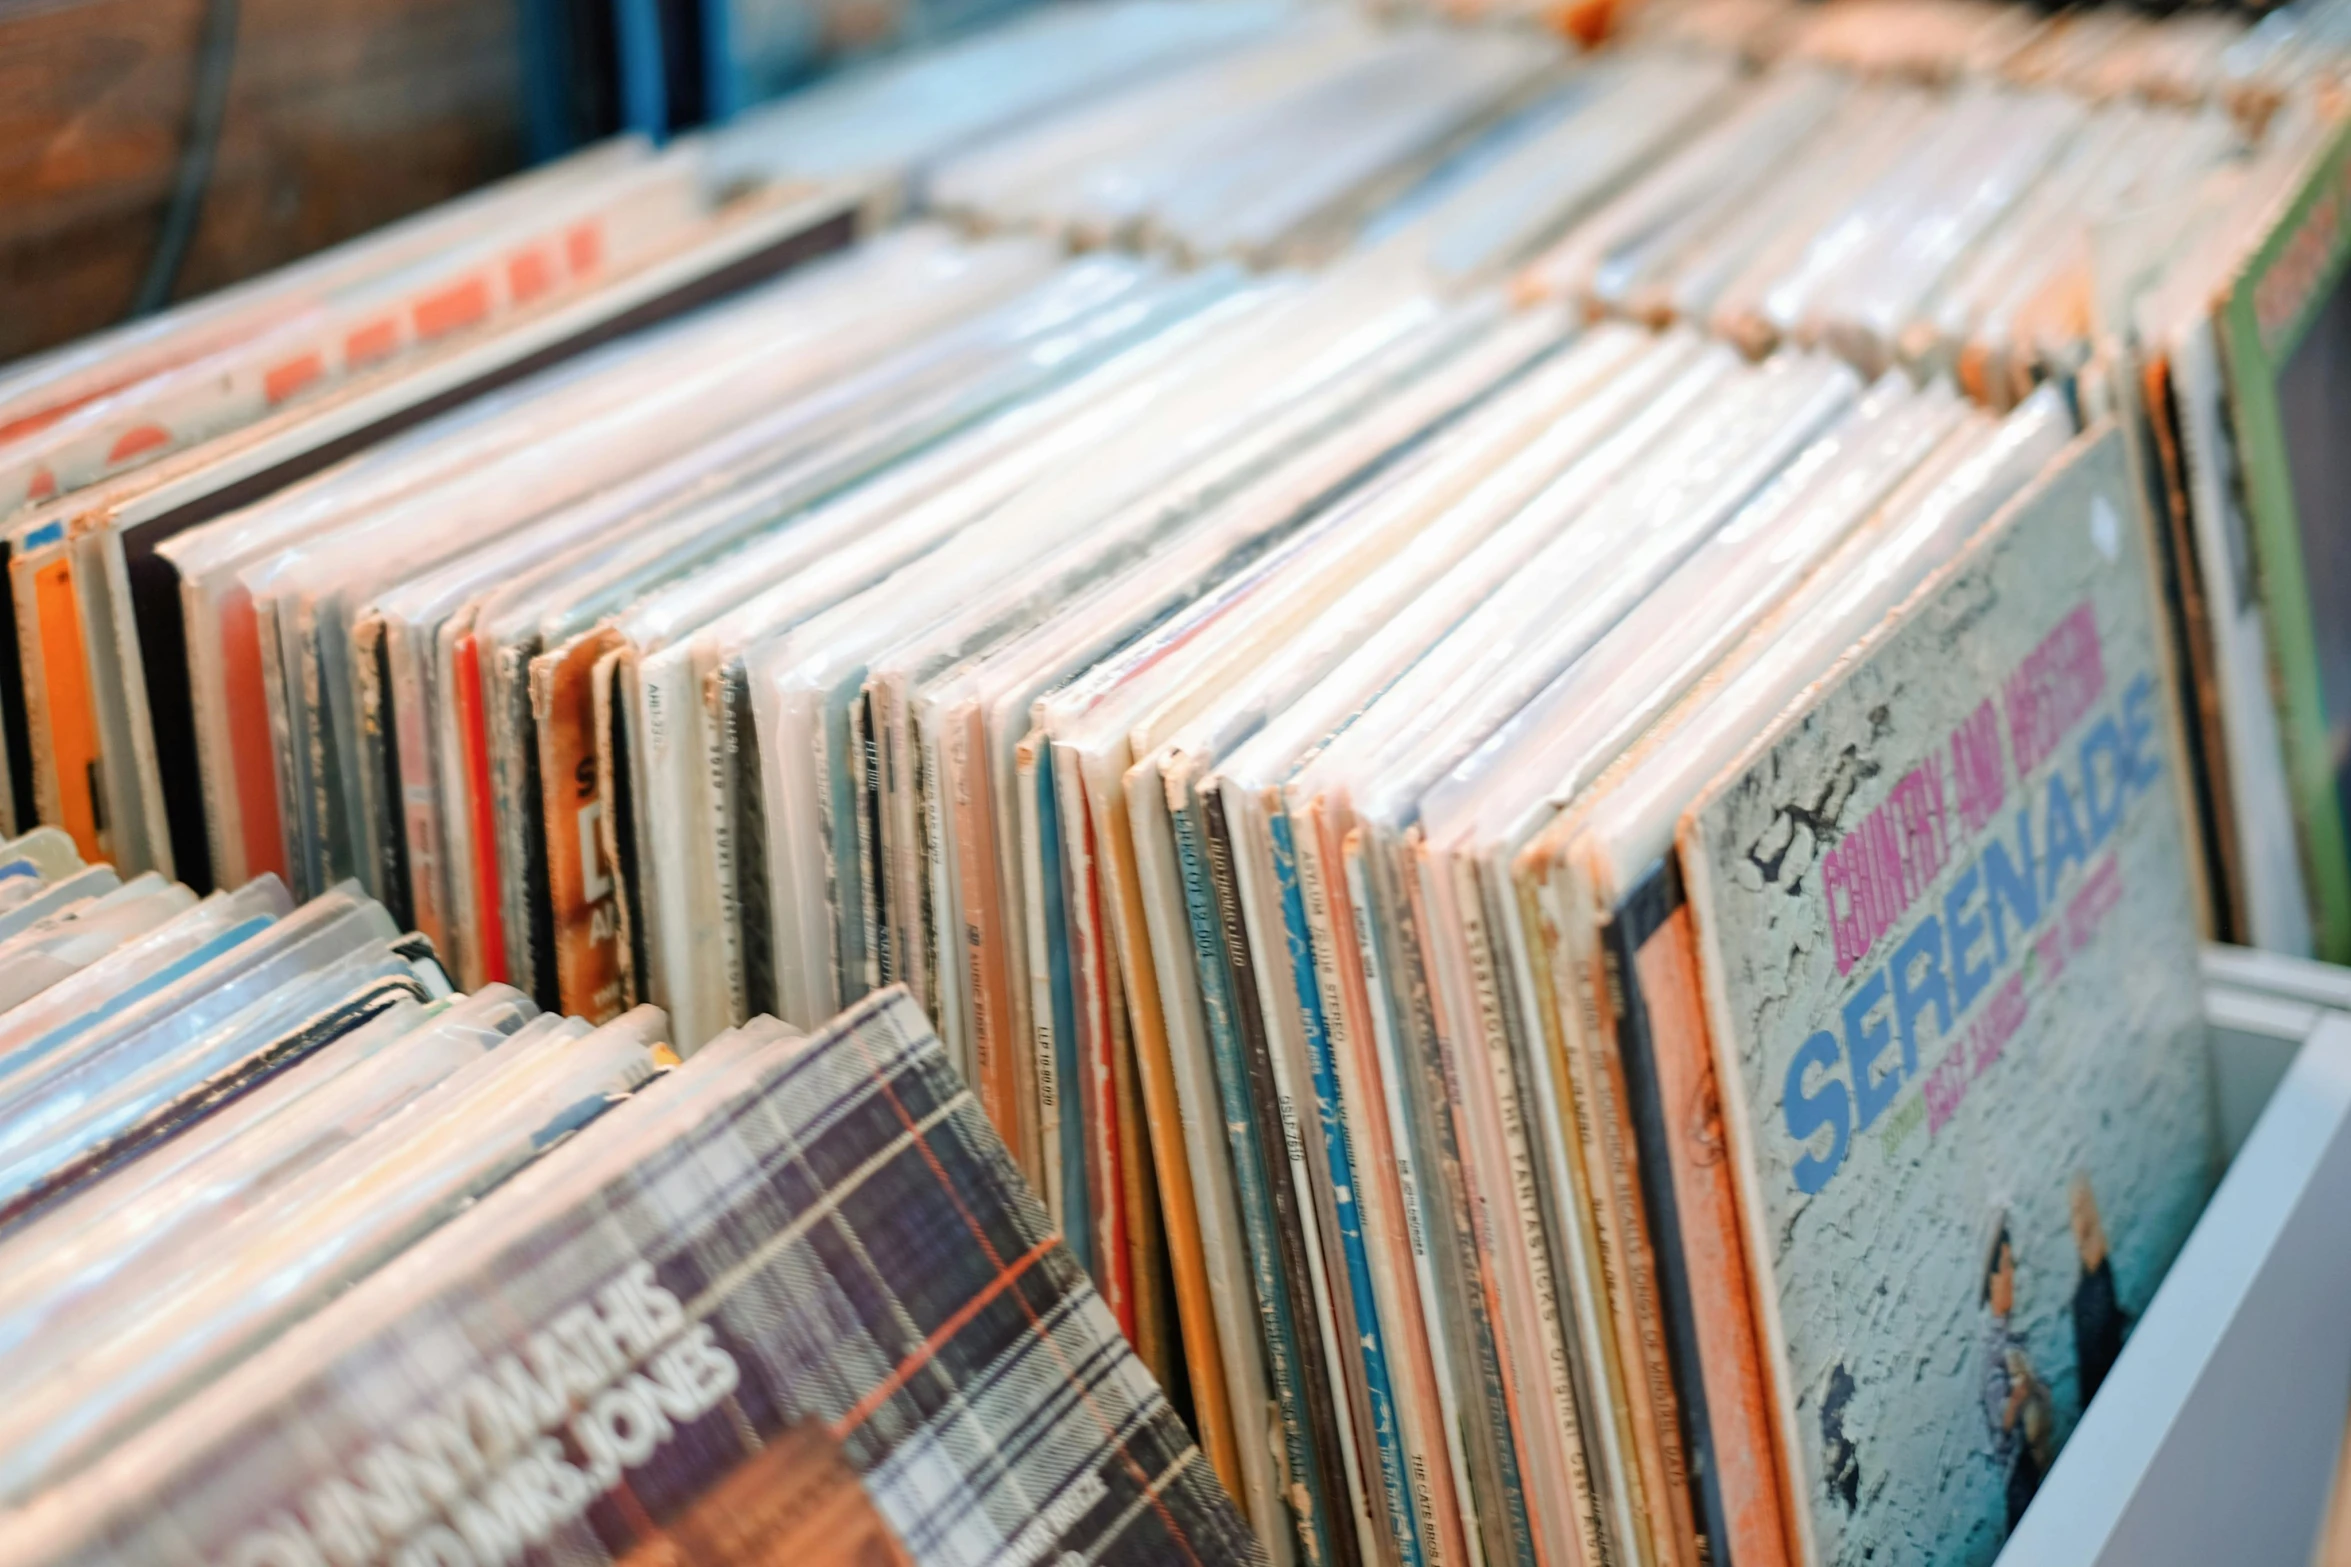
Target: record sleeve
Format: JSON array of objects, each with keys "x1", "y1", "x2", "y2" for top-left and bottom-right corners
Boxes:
[
  {"x1": 0, "y1": 883, "x2": 397, "y2": 1194},
  {"x1": 8, "y1": 536, "x2": 107, "y2": 865},
  {"x1": 822, "y1": 284, "x2": 1475, "y2": 1422},
  {"x1": 984, "y1": 305, "x2": 1525, "y2": 1538},
  {"x1": 934, "y1": 307, "x2": 1572, "y2": 1554},
  {"x1": 1050, "y1": 318, "x2": 1588, "y2": 1567},
  {"x1": 746, "y1": 274, "x2": 1372, "y2": 1027},
  {"x1": 1696, "y1": 87, "x2": 1944, "y2": 357},
  {"x1": 905, "y1": 288, "x2": 1468, "y2": 1119},
  {"x1": 929, "y1": 10, "x2": 1382, "y2": 240},
  {"x1": 2215, "y1": 113, "x2": 2351, "y2": 959},
  {"x1": 724, "y1": 267, "x2": 1297, "y2": 1019},
  {"x1": 0, "y1": 875, "x2": 193, "y2": 1013},
  {"x1": 1514, "y1": 399, "x2": 2067, "y2": 1564},
  {"x1": 1193, "y1": 333, "x2": 1732, "y2": 1567},
  {"x1": 0, "y1": 985, "x2": 538, "y2": 1361},
  {"x1": 709, "y1": 0, "x2": 1297, "y2": 211},
  {"x1": 1377, "y1": 52, "x2": 1736, "y2": 294},
  {"x1": 580, "y1": 256, "x2": 1181, "y2": 1018},
  {"x1": 1152, "y1": 28, "x2": 1558, "y2": 267},
  {"x1": 0, "y1": 941, "x2": 449, "y2": 1229},
  {"x1": 1406, "y1": 374, "x2": 1967, "y2": 1567},
  {"x1": 644, "y1": 277, "x2": 1278, "y2": 1029},
  {"x1": 0, "y1": 864, "x2": 118, "y2": 946},
  {"x1": 0, "y1": 1003, "x2": 676, "y2": 1502},
  {"x1": 0, "y1": 150, "x2": 715, "y2": 519},
  {"x1": 525, "y1": 247, "x2": 1134, "y2": 1019},
  {"x1": 0, "y1": 875, "x2": 287, "y2": 1057},
  {"x1": 0, "y1": 826, "x2": 79, "y2": 882},
  {"x1": 255, "y1": 229, "x2": 1047, "y2": 918},
  {"x1": 0, "y1": 138, "x2": 661, "y2": 457},
  {"x1": 1678, "y1": 424, "x2": 2210, "y2": 1565},
  {"x1": 2, "y1": 988, "x2": 1262, "y2": 1567},
  {"x1": 1132, "y1": 315, "x2": 1653, "y2": 1567},
  {"x1": 627, "y1": 266, "x2": 1243, "y2": 1042},
  {"x1": 1518, "y1": 69, "x2": 1844, "y2": 316},
  {"x1": 2149, "y1": 318, "x2": 2308, "y2": 948},
  {"x1": 49, "y1": 179, "x2": 861, "y2": 892},
  {"x1": 1297, "y1": 355, "x2": 1869, "y2": 1567}
]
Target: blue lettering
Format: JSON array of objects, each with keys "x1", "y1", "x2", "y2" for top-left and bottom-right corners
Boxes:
[
  {"x1": 1844, "y1": 970, "x2": 1902, "y2": 1131},
  {"x1": 1891, "y1": 914, "x2": 1953, "y2": 1076},
  {"x1": 1944, "y1": 864, "x2": 1993, "y2": 1015},
  {"x1": 2042, "y1": 771, "x2": 2089, "y2": 904},
  {"x1": 1982, "y1": 808, "x2": 2040, "y2": 965},
  {"x1": 2120, "y1": 672, "x2": 2163, "y2": 793},
  {"x1": 1785, "y1": 1030, "x2": 1851, "y2": 1194},
  {"x1": 2079, "y1": 717, "x2": 2130, "y2": 848}
]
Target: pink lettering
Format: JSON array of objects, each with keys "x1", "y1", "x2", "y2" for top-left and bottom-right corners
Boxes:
[
  {"x1": 1924, "y1": 1050, "x2": 1969, "y2": 1136},
  {"x1": 2005, "y1": 604, "x2": 2106, "y2": 780},
  {"x1": 1825, "y1": 759, "x2": 1951, "y2": 973},
  {"x1": 2034, "y1": 927, "x2": 2067, "y2": 985},
  {"x1": 1969, "y1": 971, "x2": 2027, "y2": 1077},
  {"x1": 2065, "y1": 854, "x2": 2124, "y2": 953},
  {"x1": 1950, "y1": 698, "x2": 2006, "y2": 834}
]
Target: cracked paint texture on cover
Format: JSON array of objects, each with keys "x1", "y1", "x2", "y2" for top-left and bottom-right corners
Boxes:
[{"x1": 1683, "y1": 427, "x2": 2215, "y2": 1566}]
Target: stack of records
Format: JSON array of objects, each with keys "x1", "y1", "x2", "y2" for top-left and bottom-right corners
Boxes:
[
  {"x1": 901, "y1": 0, "x2": 2351, "y2": 973},
  {"x1": 1505, "y1": 65, "x2": 2234, "y2": 393},
  {"x1": 0, "y1": 0, "x2": 1283, "y2": 887},
  {"x1": 708, "y1": 0, "x2": 1319, "y2": 214},
  {"x1": 76, "y1": 241, "x2": 2210, "y2": 1565},
  {"x1": 2224, "y1": 0, "x2": 2351, "y2": 115},
  {"x1": 8, "y1": 2, "x2": 2351, "y2": 1565},
  {"x1": 0, "y1": 821, "x2": 1241, "y2": 1563},
  {"x1": 2125, "y1": 101, "x2": 2351, "y2": 969},
  {"x1": 1620, "y1": 0, "x2": 2349, "y2": 118},
  {"x1": 0, "y1": 133, "x2": 856, "y2": 881},
  {"x1": 923, "y1": 9, "x2": 1566, "y2": 263},
  {"x1": 0, "y1": 835, "x2": 655, "y2": 1495}
]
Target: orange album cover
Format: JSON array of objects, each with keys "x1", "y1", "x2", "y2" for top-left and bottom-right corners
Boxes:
[
  {"x1": 214, "y1": 582, "x2": 290, "y2": 886},
  {"x1": 1630, "y1": 897, "x2": 1797, "y2": 1567},
  {"x1": 537, "y1": 628, "x2": 629, "y2": 1021},
  {"x1": 25, "y1": 548, "x2": 105, "y2": 864},
  {"x1": 454, "y1": 631, "x2": 509, "y2": 987}
]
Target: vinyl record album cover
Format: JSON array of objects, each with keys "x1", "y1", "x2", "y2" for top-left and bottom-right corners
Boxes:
[
  {"x1": 1681, "y1": 427, "x2": 2215, "y2": 1565},
  {"x1": 4, "y1": 988, "x2": 1263, "y2": 1567},
  {"x1": 2219, "y1": 114, "x2": 2351, "y2": 960}
]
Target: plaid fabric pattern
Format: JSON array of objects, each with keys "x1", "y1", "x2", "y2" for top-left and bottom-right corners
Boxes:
[{"x1": 16, "y1": 988, "x2": 1261, "y2": 1567}]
